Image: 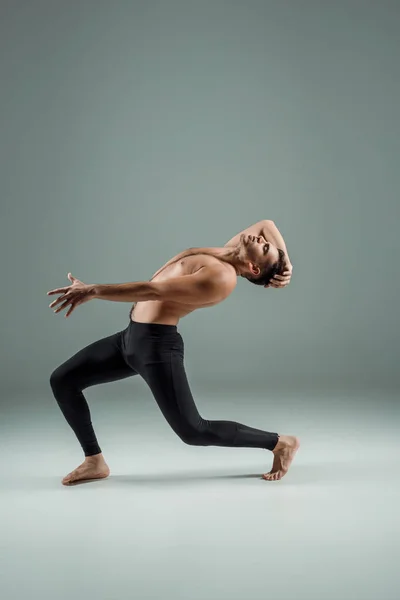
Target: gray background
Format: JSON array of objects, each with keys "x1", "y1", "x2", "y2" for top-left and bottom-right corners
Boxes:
[
  {"x1": 1, "y1": 0, "x2": 399, "y2": 393},
  {"x1": 1, "y1": 3, "x2": 400, "y2": 600}
]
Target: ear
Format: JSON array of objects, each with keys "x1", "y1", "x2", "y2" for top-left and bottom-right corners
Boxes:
[{"x1": 249, "y1": 262, "x2": 261, "y2": 276}]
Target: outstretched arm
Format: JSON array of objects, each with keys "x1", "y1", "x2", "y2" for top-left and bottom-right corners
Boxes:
[
  {"x1": 94, "y1": 265, "x2": 234, "y2": 304},
  {"x1": 47, "y1": 273, "x2": 156, "y2": 318},
  {"x1": 47, "y1": 266, "x2": 235, "y2": 318}
]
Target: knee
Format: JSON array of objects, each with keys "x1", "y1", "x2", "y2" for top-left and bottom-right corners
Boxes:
[
  {"x1": 177, "y1": 422, "x2": 209, "y2": 446},
  {"x1": 49, "y1": 366, "x2": 71, "y2": 395},
  {"x1": 179, "y1": 432, "x2": 207, "y2": 446},
  {"x1": 49, "y1": 368, "x2": 63, "y2": 391}
]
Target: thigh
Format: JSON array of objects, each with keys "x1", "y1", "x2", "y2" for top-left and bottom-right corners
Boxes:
[
  {"x1": 143, "y1": 352, "x2": 203, "y2": 434},
  {"x1": 51, "y1": 330, "x2": 138, "y2": 390}
]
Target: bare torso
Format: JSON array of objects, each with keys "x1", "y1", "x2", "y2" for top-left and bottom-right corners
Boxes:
[{"x1": 130, "y1": 248, "x2": 236, "y2": 326}]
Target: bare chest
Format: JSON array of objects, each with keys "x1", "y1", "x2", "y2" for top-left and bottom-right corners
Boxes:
[
  {"x1": 130, "y1": 253, "x2": 226, "y2": 324},
  {"x1": 151, "y1": 253, "x2": 205, "y2": 282}
]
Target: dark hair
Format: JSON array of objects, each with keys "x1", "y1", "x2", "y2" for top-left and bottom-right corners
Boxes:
[{"x1": 246, "y1": 248, "x2": 286, "y2": 286}]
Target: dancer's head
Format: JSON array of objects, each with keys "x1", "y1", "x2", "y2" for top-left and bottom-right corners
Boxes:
[{"x1": 236, "y1": 234, "x2": 287, "y2": 286}]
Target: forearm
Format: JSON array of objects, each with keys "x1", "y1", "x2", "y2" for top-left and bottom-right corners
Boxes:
[
  {"x1": 92, "y1": 281, "x2": 156, "y2": 302},
  {"x1": 261, "y1": 220, "x2": 292, "y2": 264}
]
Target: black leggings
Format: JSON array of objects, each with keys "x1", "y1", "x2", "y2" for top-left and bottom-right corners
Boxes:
[{"x1": 50, "y1": 319, "x2": 279, "y2": 456}]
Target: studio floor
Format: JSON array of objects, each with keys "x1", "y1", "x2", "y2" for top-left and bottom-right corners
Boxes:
[{"x1": 2, "y1": 387, "x2": 399, "y2": 600}]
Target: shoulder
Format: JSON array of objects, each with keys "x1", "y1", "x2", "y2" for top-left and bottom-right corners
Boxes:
[{"x1": 197, "y1": 259, "x2": 237, "y2": 292}]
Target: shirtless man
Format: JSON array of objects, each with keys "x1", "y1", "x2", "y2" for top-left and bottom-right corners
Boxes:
[{"x1": 48, "y1": 219, "x2": 299, "y2": 486}]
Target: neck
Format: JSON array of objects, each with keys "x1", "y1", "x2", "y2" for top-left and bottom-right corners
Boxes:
[{"x1": 187, "y1": 245, "x2": 246, "y2": 276}]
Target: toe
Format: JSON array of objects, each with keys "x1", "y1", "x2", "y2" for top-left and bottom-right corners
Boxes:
[{"x1": 62, "y1": 471, "x2": 75, "y2": 485}]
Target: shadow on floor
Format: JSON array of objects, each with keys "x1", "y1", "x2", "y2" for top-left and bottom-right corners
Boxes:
[{"x1": 3, "y1": 459, "x2": 398, "y2": 490}]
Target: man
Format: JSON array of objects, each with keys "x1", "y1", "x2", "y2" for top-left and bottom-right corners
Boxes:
[{"x1": 48, "y1": 219, "x2": 299, "y2": 486}]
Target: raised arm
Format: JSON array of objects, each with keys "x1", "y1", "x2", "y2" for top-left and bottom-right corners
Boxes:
[
  {"x1": 259, "y1": 220, "x2": 292, "y2": 267},
  {"x1": 224, "y1": 220, "x2": 292, "y2": 266},
  {"x1": 223, "y1": 220, "x2": 267, "y2": 248},
  {"x1": 152, "y1": 220, "x2": 291, "y2": 280}
]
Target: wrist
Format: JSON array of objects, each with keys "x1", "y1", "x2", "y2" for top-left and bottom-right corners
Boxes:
[{"x1": 87, "y1": 284, "x2": 98, "y2": 297}]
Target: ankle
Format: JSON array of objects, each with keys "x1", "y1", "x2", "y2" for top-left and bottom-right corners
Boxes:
[
  {"x1": 273, "y1": 435, "x2": 289, "y2": 452},
  {"x1": 273, "y1": 435, "x2": 300, "y2": 453},
  {"x1": 85, "y1": 453, "x2": 105, "y2": 463}
]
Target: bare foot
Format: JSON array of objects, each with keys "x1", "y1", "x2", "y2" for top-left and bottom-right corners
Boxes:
[
  {"x1": 262, "y1": 435, "x2": 300, "y2": 481},
  {"x1": 62, "y1": 454, "x2": 110, "y2": 486}
]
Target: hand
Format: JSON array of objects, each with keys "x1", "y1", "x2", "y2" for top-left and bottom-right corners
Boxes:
[
  {"x1": 264, "y1": 263, "x2": 293, "y2": 289},
  {"x1": 47, "y1": 273, "x2": 94, "y2": 317}
]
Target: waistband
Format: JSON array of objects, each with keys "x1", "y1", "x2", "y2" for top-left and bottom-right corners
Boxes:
[{"x1": 128, "y1": 319, "x2": 178, "y2": 333}]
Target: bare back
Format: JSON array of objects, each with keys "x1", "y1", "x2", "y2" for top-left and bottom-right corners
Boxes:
[{"x1": 130, "y1": 249, "x2": 236, "y2": 325}]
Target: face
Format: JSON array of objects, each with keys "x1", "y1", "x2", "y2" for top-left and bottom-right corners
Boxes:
[{"x1": 239, "y1": 233, "x2": 280, "y2": 277}]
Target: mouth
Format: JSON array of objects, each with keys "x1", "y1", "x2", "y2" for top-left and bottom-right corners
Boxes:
[{"x1": 246, "y1": 234, "x2": 269, "y2": 252}]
